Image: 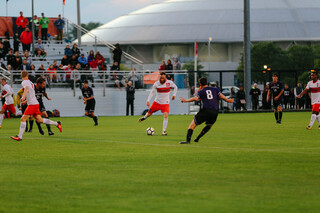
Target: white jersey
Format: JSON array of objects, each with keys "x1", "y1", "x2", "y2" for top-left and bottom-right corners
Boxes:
[
  {"x1": 147, "y1": 80, "x2": 178, "y2": 105},
  {"x1": 21, "y1": 79, "x2": 39, "y2": 105},
  {"x1": 2, "y1": 84, "x2": 14, "y2": 105},
  {"x1": 306, "y1": 79, "x2": 320, "y2": 105}
]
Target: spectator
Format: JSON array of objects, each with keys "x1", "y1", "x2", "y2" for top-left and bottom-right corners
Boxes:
[
  {"x1": 236, "y1": 86, "x2": 246, "y2": 111},
  {"x1": 173, "y1": 57, "x2": 181, "y2": 71},
  {"x1": 64, "y1": 44, "x2": 72, "y2": 58},
  {"x1": 87, "y1": 50, "x2": 96, "y2": 68},
  {"x1": 61, "y1": 55, "x2": 70, "y2": 66},
  {"x1": 113, "y1": 43, "x2": 122, "y2": 68},
  {"x1": 78, "y1": 54, "x2": 88, "y2": 69},
  {"x1": 294, "y1": 83, "x2": 304, "y2": 109},
  {"x1": 110, "y1": 61, "x2": 120, "y2": 71},
  {"x1": 21, "y1": 59, "x2": 31, "y2": 70},
  {"x1": 128, "y1": 68, "x2": 141, "y2": 88},
  {"x1": 13, "y1": 32, "x2": 20, "y2": 53},
  {"x1": 40, "y1": 13, "x2": 49, "y2": 41},
  {"x1": 54, "y1": 14, "x2": 65, "y2": 41},
  {"x1": 249, "y1": 83, "x2": 261, "y2": 110},
  {"x1": 70, "y1": 55, "x2": 78, "y2": 67},
  {"x1": 24, "y1": 52, "x2": 32, "y2": 65},
  {"x1": 34, "y1": 39, "x2": 45, "y2": 55},
  {"x1": 289, "y1": 88, "x2": 295, "y2": 109},
  {"x1": 165, "y1": 59, "x2": 173, "y2": 80},
  {"x1": 63, "y1": 64, "x2": 72, "y2": 82},
  {"x1": 15, "y1": 51, "x2": 22, "y2": 61},
  {"x1": 36, "y1": 64, "x2": 45, "y2": 79},
  {"x1": 230, "y1": 87, "x2": 237, "y2": 111},
  {"x1": 12, "y1": 57, "x2": 22, "y2": 70},
  {"x1": 16, "y1": 11, "x2": 28, "y2": 35},
  {"x1": 20, "y1": 27, "x2": 33, "y2": 52},
  {"x1": 0, "y1": 44, "x2": 5, "y2": 60},
  {"x1": 2, "y1": 38, "x2": 11, "y2": 55},
  {"x1": 29, "y1": 15, "x2": 39, "y2": 40},
  {"x1": 47, "y1": 64, "x2": 58, "y2": 82},
  {"x1": 72, "y1": 43, "x2": 80, "y2": 58},
  {"x1": 283, "y1": 84, "x2": 291, "y2": 109},
  {"x1": 262, "y1": 84, "x2": 271, "y2": 110},
  {"x1": 29, "y1": 64, "x2": 36, "y2": 83},
  {"x1": 159, "y1": 60, "x2": 166, "y2": 70},
  {"x1": 68, "y1": 68, "x2": 82, "y2": 90},
  {"x1": 6, "y1": 50, "x2": 16, "y2": 67},
  {"x1": 126, "y1": 81, "x2": 135, "y2": 116},
  {"x1": 57, "y1": 64, "x2": 65, "y2": 81},
  {"x1": 94, "y1": 51, "x2": 105, "y2": 67}
]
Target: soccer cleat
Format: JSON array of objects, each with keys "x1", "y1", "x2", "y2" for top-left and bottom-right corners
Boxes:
[
  {"x1": 306, "y1": 126, "x2": 312, "y2": 130},
  {"x1": 276, "y1": 120, "x2": 281, "y2": 124},
  {"x1": 162, "y1": 131, "x2": 167, "y2": 136},
  {"x1": 138, "y1": 117, "x2": 146, "y2": 123},
  {"x1": 28, "y1": 129, "x2": 32, "y2": 133},
  {"x1": 94, "y1": 123, "x2": 98, "y2": 126},
  {"x1": 38, "y1": 128, "x2": 44, "y2": 135},
  {"x1": 10, "y1": 135, "x2": 22, "y2": 141},
  {"x1": 48, "y1": 131, "x2": 54, "y2": 136},
  {"x1": 180, "y1": 141, "x2": 190, "y2": 144},
  {"x1": 194, "y1": 138, "x2": 199, "y2": 142},
  {"x1": 57, "y1": 121, "x2": 62, "y2": 132},
  {"x1": 0, "y1": 125, "x2": 1, "y2": 129}
]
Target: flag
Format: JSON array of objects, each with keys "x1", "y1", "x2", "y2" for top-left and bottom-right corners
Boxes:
[
  {"x1": 63, "y1": 0, "x2": 66, "y2": 5},
  {"x1": 194, "y1": 40, "x2": 198, "y2": 58}
]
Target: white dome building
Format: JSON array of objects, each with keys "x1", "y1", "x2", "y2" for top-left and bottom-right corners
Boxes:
[{"x1": 82, "y1": 0, "x2": 320, "y2": 70}]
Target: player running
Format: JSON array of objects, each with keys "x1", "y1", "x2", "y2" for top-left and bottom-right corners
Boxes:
[
  {"x1": 179, "y1": 77, "x2": 234, "y2": 144},
  {"x1": 16, "y1": 88, "x2": 35, "y2": 132},
  {"x1": 297, "y1": 71, "x2": 320, "y2": 130},
  {"x1": 138, "y1": 72, "x2": 177, "y2": 136},
  {"x1": 267, "y1": 73, "x2": 284, "y2": 124},
  {"x1": 82, "y1": 80, "x2": 98, "y2": 126},
  {"x1": 0, "y1": 78, "x2": 16, "y2": 128},
  {"x1": 35, "y1": 77, "x2": 55, "y2": 135},
  {"x1": 11, "y1": 71, "x2": 62, "y2": 141}
]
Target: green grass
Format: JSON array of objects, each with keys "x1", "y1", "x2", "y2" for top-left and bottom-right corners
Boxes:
[{"x1": 0, "y1": 112, "x2": 320, "y2": 213}]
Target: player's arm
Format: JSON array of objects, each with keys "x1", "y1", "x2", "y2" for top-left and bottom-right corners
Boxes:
[
  {"x1": 21, "y1": 86, "x2": 29, "y2": 102},
  {"x1": 44, "y1": 92, "x2": 52, "y2": 100},
  {"x1": 146, "y1": 84, "x2": 156, "y2": 107},
  {"x1": 85, "y1": 96, "x2": 94, "y2": 101},
  {"x1": 0, "y1": 88, "x2": 11, "y2": 98},
  {"x1": 296, "y1": 88, "x2": 309, "y2": 98},
  {"x1": 171, "y1": 81, "x2": 178, "y2": 100},
  {"x1": 266, "y1": 90, "x2": 271, "y2": 102},
  {"x1": 274, "y1": 90, "x2": 284, "y2": 101},
  {"x1": 180, "y1": 96, "x2": 199, "y2": 103},
  {"x1": 219, "y1": 93, "x2": 234, "y2": 103}
]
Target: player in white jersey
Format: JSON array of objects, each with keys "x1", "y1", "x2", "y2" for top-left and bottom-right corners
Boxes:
[
  {"x1": 0, "y1": 78, "x2": 16, "y2": 128},
  {"x1": 138, "y1": 72, "x2": 178, "y2": 135},
  {"x1": 297, "y1": 71, "x2": 320, "y2": 130},
  {"x1": 11, "y1": 71, "x2": 62, "y2": 141}
]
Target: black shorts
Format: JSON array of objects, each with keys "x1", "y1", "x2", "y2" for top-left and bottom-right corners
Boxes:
[
  {"x1": 39, "y1": 102, "x2": 46, "y2": 112},
  {"x1": 85, "y1": 100, "x2": 95, "y2": 113},
  {"x1": 21, "y1": 104, "x2": 27, "y2": 114},
  {"x1": 194, "y1": 109, "x2": 218, "y2": 126},
  {"x1": 273, "y1": 99, "x2": 283, "y2": 108}
]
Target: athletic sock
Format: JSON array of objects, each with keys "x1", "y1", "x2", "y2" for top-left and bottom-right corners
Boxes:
[
  {"x1": 186, "y1": 129, "x2": 193, "y2": 142},
  {"x1": 87, "y1": 114, "x2": 93, "y2": 118},
  {"x1": 309, "y1": 114, "x2": 317, "y2": 127},
  {"x1": 163, "y1": 118, "x2": 168, "y2": 132},
  {"x1": 42, "y1": 118, "x2": 58, "y2": 126},
  {"x1": 274, "y1": 112, "x2": 279, "y2": 121},
  {"x1": 317, "y1": 115, "x2": 320, "y2": 125},
  {"x1": 29, "y1": 120, "x2": 34, "y2": 131},
  {"x1": 93, "y1": 116, "x2": 98, "y2": 124},
  {"x1": 196, "y1": 125, "x2": 212, "y2": 140},
  {"x1": 46, "y1": 124, "x2": 52, "y2": 132},
  {"x1": 18, "y1": 122, "x2": 27, "y2": 139},
  {"x1": 279, "y1": 111, "x2": 283, "y2": 121},
  {"x1": 0, "y1": 114, "x2": 4, "y2": 125}
]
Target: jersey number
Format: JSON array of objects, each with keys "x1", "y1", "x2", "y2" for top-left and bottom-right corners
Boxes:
[{"x1": 206, "y1": 90, "x2": 213, "y2": 100}]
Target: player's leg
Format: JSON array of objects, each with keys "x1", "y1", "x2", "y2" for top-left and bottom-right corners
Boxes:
[
  {"x1": 138, "y1": 104, "x2": 156, "y2": 122},
  {"x1": 90, "y1": 112, "x2": 98, "y2": 126},
  {"x1": 131, "y1": 100, "x2": 134, "y2": 116},
  {"x1": 278, "y1": 105, "x2": 283, "y2": 123},
  {"x1": 180, "y1": 120, "x2": 197, "y2": 144},
  {"x1": 36, "y1": 115, "x2": 62, "y2": 132},
  {"x1": 42, "y1": 110, "x2": 53, "y2": 135},
  {"x1": 162, "y1": 112, "x2": 169, "y2": 136},
  {"x1": 0, "y1": 107, "x2": 6, "y2": 128},
  {"x1": 11, "y1": 114, "x2": 31, "y2": 141},
  {"x1": 28, "y1": 117, "x2": 34, "y2": 132},
  {"x1": 194, "y1": 111, "x2": 218, "y2": 142}
]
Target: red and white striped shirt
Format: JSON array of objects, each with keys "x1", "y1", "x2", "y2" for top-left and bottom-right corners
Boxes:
[
  {"x1": 147, "y1": 80, "x2": 178, "y2": 105},
  {"x1": 306, "y1": 79, "x2": 320, "y2": 105}
]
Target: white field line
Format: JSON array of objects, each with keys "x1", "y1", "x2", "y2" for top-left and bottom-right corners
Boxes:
[{"x1": 2, "y1": 136, "x2": 319, "y2": 155}]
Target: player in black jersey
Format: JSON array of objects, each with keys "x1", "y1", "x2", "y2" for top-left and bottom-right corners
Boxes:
[
  {"x1": 82, "y1": 80, "x2": 98, "y2": 126},
  {"x1": 35, "y1": 77, "x2": 54, "y2": 135},
  {"x1": 267, "y1": 73, "x2": 284, "y2": 124}
]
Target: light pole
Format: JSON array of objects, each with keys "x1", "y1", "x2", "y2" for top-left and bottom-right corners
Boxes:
[{"x1": 208, "y1": 37, "x2": 212, "y2": 71}]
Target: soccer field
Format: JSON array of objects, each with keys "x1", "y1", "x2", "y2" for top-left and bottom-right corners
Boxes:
[{"x1": 0, "y1": 112, "x2": 319, "y2": 212}]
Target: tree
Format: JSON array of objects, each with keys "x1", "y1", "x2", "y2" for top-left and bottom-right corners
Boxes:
[
  {"x1": 182, "y1": 60, "x2": 204, "y2": 86},
  {"x1": 287, "y1": 45, "x2": 315, "y2": 71},
  {"x1": 69, "y1": 22, "x2": 102, "y2": 41}
]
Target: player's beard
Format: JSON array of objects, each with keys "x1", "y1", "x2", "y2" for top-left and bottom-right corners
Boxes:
[{"x1": 160, "y1": 78, "x2": 165, "y2": 84}]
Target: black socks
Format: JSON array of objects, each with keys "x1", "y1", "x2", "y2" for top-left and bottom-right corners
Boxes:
[{"x1": 186, "y1": 129, "x2": 193, "y2": 142}]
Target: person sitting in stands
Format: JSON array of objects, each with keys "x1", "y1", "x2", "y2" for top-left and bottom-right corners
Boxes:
[
  {"x1": 87, "y1": 50, "x2": 96, "y2": 68},
  {"x1": 94, "y1": 51, "x2": 105, "y2": 67},
  {"x1": 64, "y1": 44, "x2": 72, "y2": 58},
  {"x1": 72, "y1": 43, "x2": 80, "y2": 58},
  {"x1": 78, "y1": 54, "x2": 88, "y2": 69},
  {"x1": 61, "y1": 54, "x2": 70, "y2": 66}
]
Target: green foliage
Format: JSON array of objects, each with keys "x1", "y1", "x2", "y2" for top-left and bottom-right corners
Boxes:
[
  {"x1": 298, "y1": 71, "x2": 311, "y2": 83},
  {"x1": 287, "y1": 45, "x2": 315, "y2": 71},
  {"x1": 69, "y1": 22, "x2": 102, "y2": 41},
  {"x1": 182, "y1": 60, "x2": 204, "y2": 86},
  {"x1": 120, "y1": 64, "x2": 131, "y2": 71}
]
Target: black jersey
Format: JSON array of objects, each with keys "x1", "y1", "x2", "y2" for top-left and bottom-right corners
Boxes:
[
  {"x1": 35, "y1": 85, "x2": 46, "y2": 103},
  {"x1": 82, "y1": 87, "x2": 95, "y2": 103},
  {"x1": 269, "y1": 81, "x2": 284, "y2": 101}
]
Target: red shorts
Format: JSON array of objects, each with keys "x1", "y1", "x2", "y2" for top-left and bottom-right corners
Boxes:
[
  {"x1": 24, "y1": 104, "x2": 42, "y2": 117},
  {"x1": 148, "y1": 102, "x2": 169, "y2": 114},
  {"x1": 1, "y1": 104, "x2": 16, "y2": 114},
  {"x1": 312, "y1": 103, "x2": 320, "y2": 112}
]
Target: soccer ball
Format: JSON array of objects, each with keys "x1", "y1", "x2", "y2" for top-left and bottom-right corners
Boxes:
[{"x1": 146, "y1": 127, "x2": 155, "y2": 136}]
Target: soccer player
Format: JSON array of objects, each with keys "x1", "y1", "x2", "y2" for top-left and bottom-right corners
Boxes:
[
  {"x1": 267, "y1": 73, "x2": 284, "y2": 124},
  {"x1": 0, "y1": 78, "x2": 16, "y2": 128},
  {"x1": 138, "y1": 72, "x2": 177, "y2": 135},
  {"x1": 82, "y1": 80, "x2": 98, "y2": 126},
  {"x1": 35, "y1": 77, "x2": 54, "y2": 135},
  {"x1": 179, "y1": 77, "x2": 234, "y2": 144},
  {"x1": 296, "y1": 71, "x2": 320, "y2": 130},
  {"x1": 16, "y1": 88, "x2": 35, "y2": 132},
  {"x1": 11, "y1": 71, "x2": 62, "y2": 141}
]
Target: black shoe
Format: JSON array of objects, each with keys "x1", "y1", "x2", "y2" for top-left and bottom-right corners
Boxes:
[
  {"x1": 39, "y1": 128, "x2": 44, "y2": 135},
  {"x1": 28, "y1": 129, "x2": 32, "y2": 132},
  {"x1": 180, "y1": 141, "x2": 190, "y2": 144},
  {"x1": 194, "y1": 138, "x2": 199, "y2": 142},
  {"x1": 276, "y1": 120, "x2": 281, "y2": 124},
  {"x1": 138, "y1": 117, "x2": 146, "y2": 123},
  {"x1": 94, "y1": 123, "x2": 98, "y2": 126},
  {"x1": 48, "y1": 131, "x2": 54, "y2": 136},
  {"x1": 25, "y1": 127, "x2": 28, "y2": 132}
]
